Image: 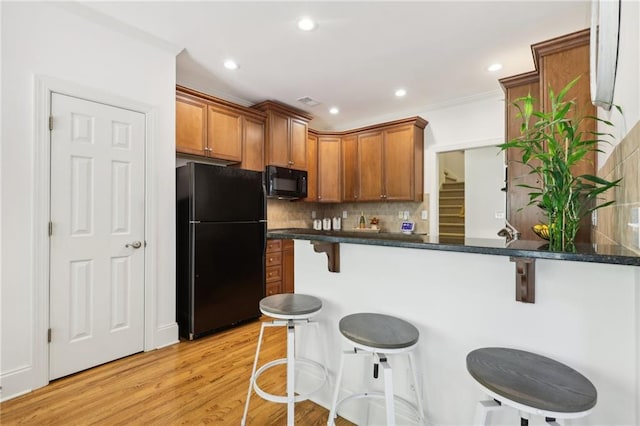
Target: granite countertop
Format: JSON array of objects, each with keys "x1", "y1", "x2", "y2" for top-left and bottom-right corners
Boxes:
[{"x1": 267, "y1": 228, "x2": 640, "y2": 266}]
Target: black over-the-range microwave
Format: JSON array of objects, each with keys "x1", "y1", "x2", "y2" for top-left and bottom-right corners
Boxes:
[{"x1": 265, "y1": 165, "x2": 308, "y2": 200}]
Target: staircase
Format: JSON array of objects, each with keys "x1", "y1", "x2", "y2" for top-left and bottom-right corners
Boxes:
[{"x1": 439, "y1": 181, "x2": 465, "y2": 243}]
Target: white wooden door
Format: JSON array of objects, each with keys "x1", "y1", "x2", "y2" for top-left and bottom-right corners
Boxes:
[{"x1": 49, "y1": 93, "x2": 146, "y2": 380}]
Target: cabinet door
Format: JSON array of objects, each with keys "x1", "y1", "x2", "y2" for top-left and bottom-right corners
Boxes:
[
  {"x1": 540, "y1": 43, "x2": 594, "y2": 243},
  {"x1": 289, "y1": 118, "x2": 308, "y2": 170},
  {"x1": 207, "y1": 105, "x2": 242, "y2": 162},
  {"x1": 267, "y1": 112, "x2": 290, "y2": 167},
  {"x1": 176, "y1": 96, "x2": 207, "y2": 156},
  {"x1": 358, "y1": 131, "x2": 384, "y2": 201},
  {"x1": 341, "y1": 135, "x2": 358, "y2": 202},
  {"x1": 241, "y1": 116, "x2": 265, "y2": 172},
  {"x1": 317, "y1": 136, "x2": 341, "y2": 203},
  {"x1": 505, "y1": 81, "x2": 541, "y2": 242},
  {"x1": 282, "y1": 239, "x2": 294, "y2": 294},
  {"x1": 383, "y1": 125, "x2": 414, "y2": 201},
  {"x1": 306, "y1": 134, "x2": 318, "y2": 202}
]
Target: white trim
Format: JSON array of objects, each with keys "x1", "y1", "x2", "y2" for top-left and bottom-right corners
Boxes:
[
  {"x1": 422, "y1": 89, "x2": 504, "y2": 113},
  {"x1": 428, "y1": 137, "x2": 504, "y2": 237},
  {"x1": 33, "y1": 75, "x2": 160, "y2": 389},
  {"x1": 54, "y1": 2, "x2": 183, "y2": 56}
]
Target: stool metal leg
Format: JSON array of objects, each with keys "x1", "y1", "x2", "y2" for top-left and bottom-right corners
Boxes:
[
  {"x1": 379, "y1": 354, "x2": 396, "y2": 426},
  {"x1": 242, "y1": 322, "x2": 268, "y2": 426},
  {"x1": 327, "y1": 350, "x2": 348, "y2": 425},
  {"x1": 287, "y1": 321, "x2": 295, "y2": 426},
  {"x1": 408, "y1": 351, "x2": 425, "y2": 424}
]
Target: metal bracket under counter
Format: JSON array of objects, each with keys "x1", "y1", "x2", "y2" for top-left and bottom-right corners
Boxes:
[
  {"x1": 511, "y1": 257, "x2": 535, "y2": 303},
  {"x1": 311, "y1": 241, "x2": 340, "y2": 273}
]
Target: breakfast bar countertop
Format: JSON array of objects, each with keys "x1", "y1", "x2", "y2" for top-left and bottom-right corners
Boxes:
[{"x1": 267, "y1": 228, "x2": 640, "y2": 266}]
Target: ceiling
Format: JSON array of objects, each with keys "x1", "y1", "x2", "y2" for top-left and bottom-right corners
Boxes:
[{"x1": 83, "y1": 1, "x2": 592, "y2": 131}]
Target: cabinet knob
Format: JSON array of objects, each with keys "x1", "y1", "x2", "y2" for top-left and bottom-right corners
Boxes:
[
  {"x1": 288, "y1": 161, "x2": 294, "y2": 165},
  {"x1": 269, "y1": 257, "x2": 273, "y2": 262},
  {"x1": 380, "y1": 195, "x2": 384, "y2": 198}
]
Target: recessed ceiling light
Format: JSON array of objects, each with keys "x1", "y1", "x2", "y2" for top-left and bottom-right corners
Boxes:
[
  {"x1": 297, "y1": 17, "x2": 316, "y2": 31},
  {"x1": 488, "y1": 63, "x2": 503, "y2": 72},
  {"x1": 395, "y1": 89, "x2": 407, "y2": 97},
  {"x1": 329, "y1": 107, "x2": 339, "y2": 115},
  {"x1": 223, "y1": 60, "x2": 239, "y2": 70}
]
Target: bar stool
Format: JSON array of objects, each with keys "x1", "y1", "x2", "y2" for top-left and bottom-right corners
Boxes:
[
  {"x1": 242, "y1": 293, "x2": 329, "y2": 426},
  {"x1": 466, "y1": 347, "x2": 597, "y2": 425},
  {"x1": 328, "y1": 313, "x2": 426, "y2": 426}
]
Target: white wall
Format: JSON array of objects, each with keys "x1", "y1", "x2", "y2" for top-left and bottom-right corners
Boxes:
[
  {"x1": 422, "y1": 92, "x2": 506, "y2": 236},
  {"x1": 598, "y1": 0, "x2": 640, "y2": 165},
  {"x1": 294, "y1": 242, "x2": 640, "y2": 426},
  {"x1": 465, "y1": 146, "x2": 506, "y2": 239},
  {"x1": 1, "y1": 2, "x2": 179, "y2": 400}
]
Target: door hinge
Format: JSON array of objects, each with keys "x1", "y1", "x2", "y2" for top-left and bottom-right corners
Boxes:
[
  {"x1": 47, "y1": 328, "x2": 52, "y2": 343},
  {"x1": 49, "y1": 116, "x2": 53, "y2": 131},
  {"x1": 48, "y1": 221, "x2": 53, "y2": 236}
]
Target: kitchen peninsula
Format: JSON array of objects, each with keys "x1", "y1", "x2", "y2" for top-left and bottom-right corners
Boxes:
[{"x1": 268, "y1": 229, "x2": 640, "y2": 425}]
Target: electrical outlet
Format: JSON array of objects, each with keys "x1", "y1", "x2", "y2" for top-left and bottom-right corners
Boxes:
[
  {"x1": 421, "y1": 210, "x2": 428, "y2": 220},
  {"x1": 311, "y1": 210, "x2": 316, "y2": 219},
  {"x1": 403, "y1": 211, "x2": 410, "y2": 220},
  {"x1": 494, "y1": 211, "x2": 505, "y2": 219},
  {"x1": 398, "y1": 211, "x2": 404, "y2": 219},
  {"x1": 342, "y1": 210, "x2": 348, "y2": 219}
]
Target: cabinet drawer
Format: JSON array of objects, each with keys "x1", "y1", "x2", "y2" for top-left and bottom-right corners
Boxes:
[
  {"x1": 266, "y1": 281, "x2": 282, "y2": 296},
  {"x1": 266, "y1": 239, "x2": 282, "y2": 253},
  {"x1": 266, "y1": 252, "x2": 282, "y2": 266},
  {"x1": 266, "y1": 265, "x2": 282, "y2": 282}
]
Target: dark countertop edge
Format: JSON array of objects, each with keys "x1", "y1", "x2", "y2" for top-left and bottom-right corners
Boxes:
[{"x1": 267, "y1": 230, "x2": 640, "y2": 267}]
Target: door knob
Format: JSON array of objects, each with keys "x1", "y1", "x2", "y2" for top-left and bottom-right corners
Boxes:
[{"x1": 126, "y1": 241, "x2": 142, "y2": 249}]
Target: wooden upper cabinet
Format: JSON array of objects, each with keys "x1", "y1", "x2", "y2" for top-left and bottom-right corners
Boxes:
[
  {"x1": 175, "y1": 86, "x2": 266, "y2": 168},
  {"x1": 290, "y1": 118, "x2": 308, "y2": 170},
  {"x1": 306, "y1": 133, "x2": 318, "y2": 202},
  {"x1": 341, "y1": 135, "x2": 358, "y2": 202},
  {"x1": 383, "y1": 125, "x2": 416, "y2": 201},
  {"x1": 357, "y1": 131, "x2": 384, "y2": 201},
  {"x1": 253, "y1": 101, "x2": 312, "y2": 171},
  {"x1": 312, "y1": 117, "x2": 426, "y2": 203},
  {"x1": 207, "y1": 105, "x2": 242, "y2": 162},
  {"x1": 500, "y1": 29, "x2": 593, "y2": 243},
  {"x1": 317, "y1": 136, "x2": 341, "y2": 203},
  {"x1": 268, "y1": 111, "x2": 290, "y2": 168},
  {"x1": 241, "y1": 116, "x2": 265, "y2": 172},
  {"x1": 176, "y1": 95, "x2": 207, "y2": 156}
]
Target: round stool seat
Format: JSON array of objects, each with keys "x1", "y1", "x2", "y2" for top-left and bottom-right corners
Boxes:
[
  {"x1": 259, "y1": 293, "x2": 322, "y2": 317},
  {"x1": 467, "y1": 347, "x2": 597, "y2": 414},
  {"x1": 339, "y1": 313, "x2": 419, "y2": 350}
]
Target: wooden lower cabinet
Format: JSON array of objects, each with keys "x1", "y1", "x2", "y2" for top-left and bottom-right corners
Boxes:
[{"x1": 265, "y1": 239, "x2": 294, "y2": 296}]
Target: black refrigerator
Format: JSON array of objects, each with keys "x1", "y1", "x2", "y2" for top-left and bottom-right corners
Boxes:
[{"x1": 176, "y1": 162, "x2": 266, "y2": 340}]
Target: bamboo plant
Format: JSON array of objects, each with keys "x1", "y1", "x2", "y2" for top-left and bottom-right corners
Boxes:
[{"x1": 499, "y1": 76, "x2": 621, "y2": 251}]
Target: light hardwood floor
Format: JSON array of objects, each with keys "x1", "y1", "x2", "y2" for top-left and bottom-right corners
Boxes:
[{"x1": 1, "y1": 317, "x2": 353, "y2": 425}]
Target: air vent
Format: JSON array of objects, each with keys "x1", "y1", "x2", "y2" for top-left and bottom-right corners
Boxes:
[{"x1": 297, "y1": 96, "x2": 321, "y2": 107}]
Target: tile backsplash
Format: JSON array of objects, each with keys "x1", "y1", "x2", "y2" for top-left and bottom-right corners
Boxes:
[
  {"x1": 268, "y1": 194, "x2": 430, "y2": 234},
  {"x1": 593, "y1": 121, "x2": 640, "y2": 254}
]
